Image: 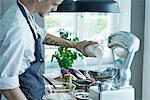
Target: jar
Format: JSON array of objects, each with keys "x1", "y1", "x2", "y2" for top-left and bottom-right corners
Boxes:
[{"x1": 84, "y1": 44, "x2": 104, "y2": 57}]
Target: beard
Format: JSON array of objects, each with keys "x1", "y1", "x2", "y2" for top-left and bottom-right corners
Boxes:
[
  {"x1": 38, "y1": 13, "x2": 44, "y2": 17},
  {"x1": 38, "y1": 11, "x2": 51, "y2": 17},
  {"x1": 38, "y1": 10, "x2": 51, "y2": 17},
  {"x1": 38, "y1": 12, "x2": 46, "y2": 17}
]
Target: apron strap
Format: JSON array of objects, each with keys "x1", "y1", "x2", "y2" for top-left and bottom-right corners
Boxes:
[{"x1": 17, "y1": 1, "x2": 44, "y2": 63}]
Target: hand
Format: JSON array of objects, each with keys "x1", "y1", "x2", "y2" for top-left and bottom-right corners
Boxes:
[{"x1": 74, "y1": 40, "x2": 98, "y2": 57}]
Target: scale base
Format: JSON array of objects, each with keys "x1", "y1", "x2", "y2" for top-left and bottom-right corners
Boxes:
[{"x1": 89, "y1": 86, "x2": 135, "y2": 100}]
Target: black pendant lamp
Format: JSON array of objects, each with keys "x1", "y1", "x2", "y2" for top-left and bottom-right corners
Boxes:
[
  {"x1": 56, "y1": 0, "x2": 120, "y2": 13},
  {"x1": 56, "y1": 0, "x2": 76, "y2": 12}
]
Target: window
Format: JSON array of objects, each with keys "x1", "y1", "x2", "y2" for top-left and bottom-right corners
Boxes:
[
  {"x1": 43, "y1": 0, "x2": 131, "y2": 72},
  {"x1": 44, "y1": 13, "x2": 115, "y2": 70}
]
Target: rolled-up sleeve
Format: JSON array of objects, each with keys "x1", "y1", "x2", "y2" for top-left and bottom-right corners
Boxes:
[
  {"x1": 0, "y1": 76, "x2": 19, "y2": 90},
  {"x1": 0, "y1": 25, "x2": 25, "y2": 90}
]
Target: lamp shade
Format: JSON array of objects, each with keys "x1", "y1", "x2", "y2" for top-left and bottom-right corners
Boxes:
[
  {"x1": 56, "y1": 0, "x2": 120, "y2": 13},
  {"x1": 57, "y1": 0, "x2": 76, "y2": 12}
]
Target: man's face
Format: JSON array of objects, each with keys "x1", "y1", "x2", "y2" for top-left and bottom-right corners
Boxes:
[{"x1": 37, "y1": 0, "x2": 64, "y2": 17}]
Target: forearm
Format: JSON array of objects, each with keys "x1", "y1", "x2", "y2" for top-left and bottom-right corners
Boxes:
[
  {"x1": 43, "y1": 34, "x2": 75, "y2": 48},
  {"x1": 1, "y1": 87, "x2": 27, "y2": 100}
]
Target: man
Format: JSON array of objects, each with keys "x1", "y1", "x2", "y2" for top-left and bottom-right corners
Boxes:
[{"x1": 0, "y1": 0, "x2": 96, "y2": 100}]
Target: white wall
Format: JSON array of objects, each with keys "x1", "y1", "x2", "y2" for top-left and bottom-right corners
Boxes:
[
  {"x1": 110, "y1": 0, "x2": 131, "y2": 32},
  {"x1": 143, "y1": 0, "x2": 150, "y2": 100},
  {"x1": 118, "y1": 0, "x2": 131, "y2": 32}
]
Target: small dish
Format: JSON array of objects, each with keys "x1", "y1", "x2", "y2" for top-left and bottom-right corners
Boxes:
[
  {"x1": 47, "y1": 93, "x2": 72, "y2": 100},
  {"x1": 74, "y1": 92, "x2": 93, "y2": 100}
]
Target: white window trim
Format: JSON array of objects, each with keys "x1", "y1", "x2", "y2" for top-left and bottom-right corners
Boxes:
[{"x1": 113, "y1": 0, "x2": 131, "y2": 32}]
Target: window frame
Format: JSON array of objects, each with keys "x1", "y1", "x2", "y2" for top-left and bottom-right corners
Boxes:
[
  {"x1": 44, "y1": 13, "x2": 114, "y2": 69},
  {"x1": 43, "y1": 0, "x2": 131, "y2": 70}
]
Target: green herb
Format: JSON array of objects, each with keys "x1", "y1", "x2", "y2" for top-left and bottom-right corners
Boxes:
[{"x1": 51, "y1": 29, "x2": 83, "y2": 69}]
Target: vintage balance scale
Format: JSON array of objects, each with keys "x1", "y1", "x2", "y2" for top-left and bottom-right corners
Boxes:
[{"x1": 87, "y1": 31, "x2": 140, "y2": 100}]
